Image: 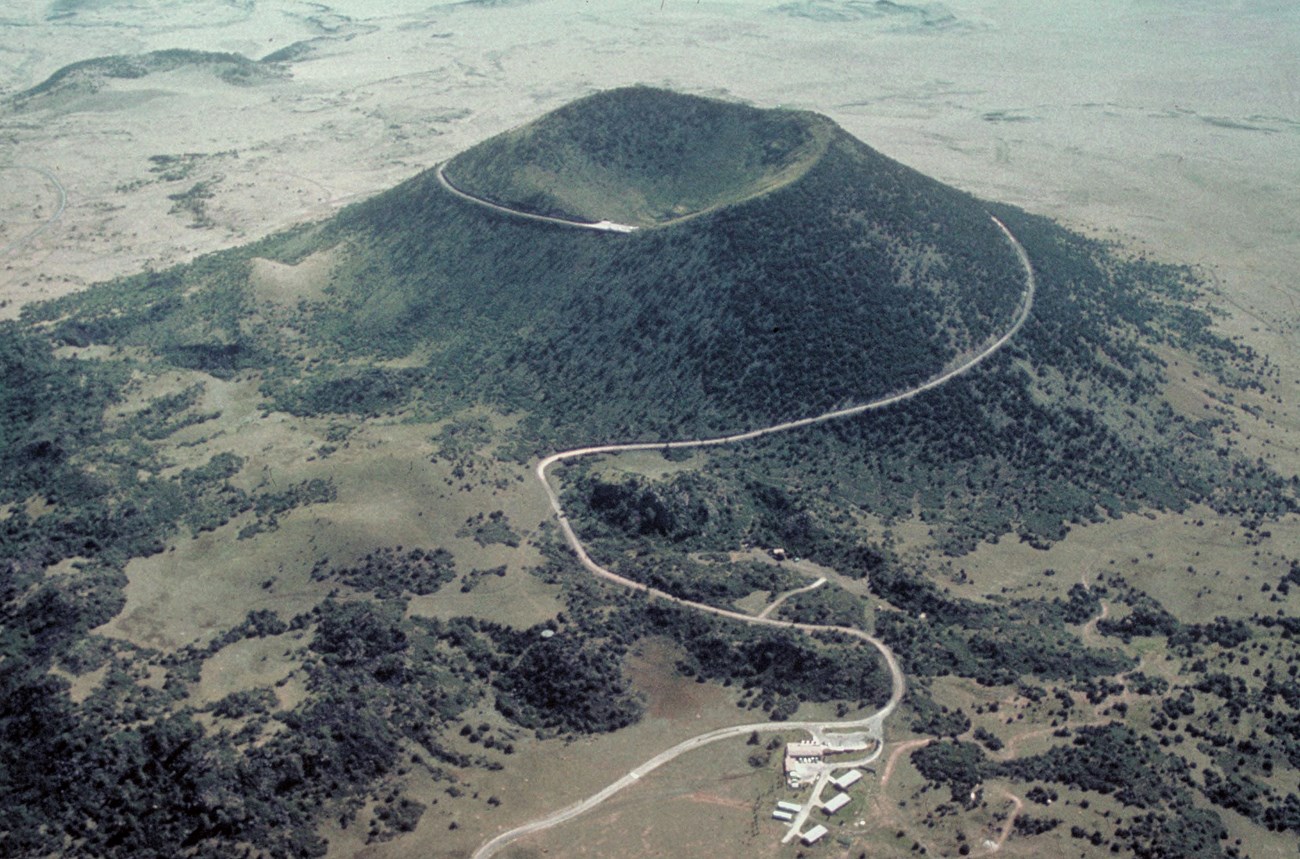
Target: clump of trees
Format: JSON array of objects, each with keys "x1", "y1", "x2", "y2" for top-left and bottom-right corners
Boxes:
[
  {"x1": 311, "y1": 546, "x2": 457, "y2": 599},
  {"x1": 494, "y1": 634, "x2": 643, "y2": 735}
]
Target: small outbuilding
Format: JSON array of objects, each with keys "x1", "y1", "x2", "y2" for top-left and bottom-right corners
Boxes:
[
  {"x1": 776, "y1": 800, "x2": 802, "y2": 814},
  {"x1": 772, "y1": 809, "x2": 795, "y2": 822}
]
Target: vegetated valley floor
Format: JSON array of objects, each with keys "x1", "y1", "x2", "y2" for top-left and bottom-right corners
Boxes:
[{"x1": 3, "y1": 88, "x2": 1300, "y2": 859}]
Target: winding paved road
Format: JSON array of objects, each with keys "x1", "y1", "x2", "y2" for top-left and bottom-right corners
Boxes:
[{"x1": 470, "y1": 214, "x2": 1035, "y2": 858}]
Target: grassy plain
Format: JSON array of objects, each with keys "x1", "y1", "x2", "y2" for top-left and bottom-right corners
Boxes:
[{"x1": 492, "y1": 735, "x2": 787, "y2": 859}]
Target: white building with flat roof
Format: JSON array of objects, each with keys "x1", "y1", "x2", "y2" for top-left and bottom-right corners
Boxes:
[
  {"x1": 784, "y1": 741, "x2": 826, "y2": 785},
  {"x1": 832, "y1": 769, "x2": 863, "y2": 790},
  {"x1": 802, "y1": 824, "x2": 829, "y2": 845},
  {"x1": 772, "y1": 809, "x2": 794, "y2": 822},
  {"x1": 822, "y1": 792, "x2": 851, "y2": 815},
  {"x1": 776, "y1": 801, "x2": 802, "y2": 813},
  {"x1": 785, "y1": 741, "x2": 823, "y2": 760}
]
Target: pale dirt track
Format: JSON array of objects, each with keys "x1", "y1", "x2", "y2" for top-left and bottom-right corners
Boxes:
[
  {"x1": 757, "y1": 576, "x2": 826, "y2": 619},
  {"x1": 471, "y1": 212, "x2": 1035, "y2": 859},
  {"x1": 879, "y1": 737, "x2": 933, "y2": 790},
  {"x1": 988, "y1": 789, "x2": 1025, "y2": 854},
  {"x1": 0, "y1": 165, "x2": 66, "y2": 257}
]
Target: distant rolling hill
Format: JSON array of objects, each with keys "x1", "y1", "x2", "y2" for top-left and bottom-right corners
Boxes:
[{"x1": 6, "y1": 49, "x2": 287, "y2": 112}]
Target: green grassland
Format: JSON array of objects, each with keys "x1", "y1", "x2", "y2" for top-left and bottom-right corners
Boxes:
[{"x1": 2, "y1": 88, "x2": 1297, "y2": 858}]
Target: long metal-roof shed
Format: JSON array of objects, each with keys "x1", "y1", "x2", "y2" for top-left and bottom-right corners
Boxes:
[
  {"x1": 801, "y1": 824, "x2": 829, "y2": 845},
  {"x1": 822, "y1": 792, "x2": 851, "y2": 815}
]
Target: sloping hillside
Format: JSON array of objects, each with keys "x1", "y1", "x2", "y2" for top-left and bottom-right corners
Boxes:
[{"x1": 32, "y1": 87, "x2": 1024, "y2": 444}]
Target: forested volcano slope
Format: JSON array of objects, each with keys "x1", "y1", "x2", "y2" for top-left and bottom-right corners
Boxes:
[
  {"x1": 33, "y1": 87, "x2": 1026, "y2": 444},
  {"x1": 6, "y1": 88, "x2": 1298, "y2": 859}
]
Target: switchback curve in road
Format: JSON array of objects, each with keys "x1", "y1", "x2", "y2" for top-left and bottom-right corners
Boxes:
[{"x1": 471, "y1": 215, "x2": 1035, "y2": 859}]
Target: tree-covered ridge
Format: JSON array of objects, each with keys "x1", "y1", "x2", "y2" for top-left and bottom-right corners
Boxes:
[{"x1": 443, "y1": 86, "x2": 831, "y2": 226}]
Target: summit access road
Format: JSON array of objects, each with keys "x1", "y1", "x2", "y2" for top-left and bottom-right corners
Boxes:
[
  {"x1": 471, "y1": 216, "x2": 1035, "y2": 859},
  {"x1": 434, "y1": 163, "x2": 639, "y2": 233}
]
